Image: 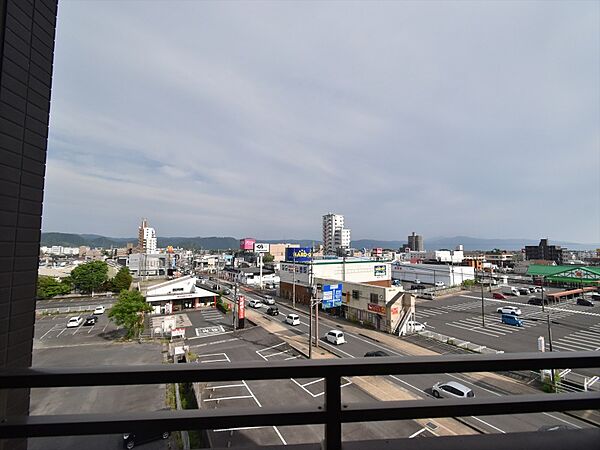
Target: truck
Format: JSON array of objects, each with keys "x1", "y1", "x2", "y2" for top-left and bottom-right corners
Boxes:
[{"x1": 501, "y1": 286, "x2": 520, "y2": 296}]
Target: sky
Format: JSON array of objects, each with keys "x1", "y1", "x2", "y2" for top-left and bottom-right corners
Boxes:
[{"x1": 42, "y1": 1, "x2": 600, "y2": 243}]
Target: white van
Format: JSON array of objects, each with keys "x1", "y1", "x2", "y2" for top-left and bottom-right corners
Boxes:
[
  {"x1": 501, "y1": 286, "x2": 520, "y2": 296},
  {"x1": 326, "y1": 330, "x2": 346, "y2": 345},
  {"x1": 285, "y1": 314, "x2": 301, "y2": 326}
]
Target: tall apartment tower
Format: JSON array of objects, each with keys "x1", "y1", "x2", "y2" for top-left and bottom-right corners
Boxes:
[
  {"x1": 408, "y1": 232, "x2": 424, "y2": 251},
  {"x1": 322, "y1": 213, "x2": 351, "y2": 255},
  {"x1": 138, "y1": 218, "x2": 157, "y2": 254}
]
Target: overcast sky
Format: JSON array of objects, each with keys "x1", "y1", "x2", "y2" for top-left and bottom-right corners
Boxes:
[{"x1": 42, "y1": 1, "x2": 599, "y2": 243}]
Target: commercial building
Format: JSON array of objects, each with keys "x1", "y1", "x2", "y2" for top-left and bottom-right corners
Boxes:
[
  {"x1": 144, "y1": 276, "x2": 217, "y2": 314},
  {"x1": 407, "y1": 232, "x2": 424, "y2": 251},
  {"x1": 526, "y1": 265, "x2": 600, "y2": 287},
  {"x1": 221, "y1": 266, "x2": 280, "y2": 286},
  {"x1": 391, "y1": 262, "x2": 475, "y2": 287},
  {"x1": 268, "y1": 243, "x2": 300, "y2": 262},
  {"x1": 525, "y1": 239, "x2": 564, "y2": 265},
  {"x1": 125, "y1": 253, "x2": 168, "y2": 277},
  {"x1": 425, "y1": 249, "x2": 464, "y2": 264},
  {"x1": 322, "y1": 213, "x2": 351, "y2": 255},
  {"x1": 138, "y1": 218, "x2": 157, "y2": 254}
]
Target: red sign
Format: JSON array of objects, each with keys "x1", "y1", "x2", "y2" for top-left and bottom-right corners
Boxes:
[
  {"x1": 367, "y1": 303, "x2": 386, "y2": 314},
  {"x1": 238, "y1": 295, "x2": 245, "y2": 320}
]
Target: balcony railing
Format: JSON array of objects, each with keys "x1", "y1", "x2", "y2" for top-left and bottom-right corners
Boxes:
[{"x1": 1, "y1": 352, "x2": 599, "y2": 449}]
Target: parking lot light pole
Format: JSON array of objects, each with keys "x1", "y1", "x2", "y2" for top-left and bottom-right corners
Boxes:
[{"x1": 541, "y1": 276, "x2": 545, "y2": 312}]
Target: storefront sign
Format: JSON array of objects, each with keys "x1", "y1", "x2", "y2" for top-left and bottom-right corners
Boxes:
[
  {"x1": 367, "y1": 303, "x2": 386, "y2": 314},
  {"x1": 322, "y1": 283, "x2": 342, "y2": 309},
  {"x1": 238, "y1": 295, "x2": 245, "y2": 320},
  {"x1": 171, "y1": 328, "x2": 186, "y2": 338},
  {"x1": 374, "y1": 265, "x2": 387, "y2": 276}
]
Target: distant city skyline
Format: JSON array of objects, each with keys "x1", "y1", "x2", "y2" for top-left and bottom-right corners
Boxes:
[{"x1": 42, "y1": 1, "x2": 599, "y2": 243}]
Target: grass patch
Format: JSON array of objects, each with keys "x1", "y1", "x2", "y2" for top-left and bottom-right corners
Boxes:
[{"x1": 178, "y1": 382, "x2": 205, "y2": 448}]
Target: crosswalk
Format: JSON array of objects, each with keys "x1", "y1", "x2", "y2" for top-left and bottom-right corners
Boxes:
[
  {"x1": 446, "y1": 314, "x2": 536, "y2": 338},
  {"x1": 547, "y1": 324, "x2": 600, "y2": 352}
]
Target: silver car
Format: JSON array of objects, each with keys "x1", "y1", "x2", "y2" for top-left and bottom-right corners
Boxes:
[{"x1": 432, "y1": 381, "x2": 474, "y2": 399}]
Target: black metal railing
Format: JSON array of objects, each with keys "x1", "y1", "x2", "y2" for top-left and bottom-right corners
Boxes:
[{"x1": 1, "y1": 352, "x2": 599, "y2": 449}]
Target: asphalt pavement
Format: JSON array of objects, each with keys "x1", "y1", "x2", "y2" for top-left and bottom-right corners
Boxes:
[{"x1": 229, "y1": 285, "x2": 593, "y2": 435}]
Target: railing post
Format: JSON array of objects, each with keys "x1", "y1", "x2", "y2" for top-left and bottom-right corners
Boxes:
[{"x1": 324, "y1": 375, "x2": 342, "y2": 450}]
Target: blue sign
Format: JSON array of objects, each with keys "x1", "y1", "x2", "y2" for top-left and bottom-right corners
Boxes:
[
  {"x1": 285, "y1": 247, "x2": 312, "y2": 262},
  {"x1": 322, "y1": 283, "x2": 342, "y2": 309}
]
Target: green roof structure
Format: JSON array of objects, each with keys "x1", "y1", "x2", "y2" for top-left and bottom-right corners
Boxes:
[{"x1": 526, "y1": 264, "x2": 600, "y2": 284}]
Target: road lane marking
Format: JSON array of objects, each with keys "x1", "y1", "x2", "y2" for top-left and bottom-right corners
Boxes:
[
  {"x1": 409, "y1": 428, "x2": 427, "y2": 438},
  {"x1": 541, "y1": 412, "x2": 581, "y2": 429},
  {"x1": 470, "y1": 416, "x2": 506, "y2": 433}
]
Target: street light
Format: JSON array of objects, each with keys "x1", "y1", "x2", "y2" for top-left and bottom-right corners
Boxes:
[{"x1": 480, "y1": 275, "x2": 485, "y2": 327}]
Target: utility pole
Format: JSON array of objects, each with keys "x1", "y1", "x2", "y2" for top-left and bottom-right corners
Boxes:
[
  {"x1": 547, "y1": 313, "x2": 555, "y2": 386},
  {"x1": 480, "y1": 275, "x2": 485, "y2": 327},
  {"x1": 308, "y1": 244, "x2": 315, "y2": 358},
  {"x1": 233, "y1": 283, "x2": 238, "y2": 331},
  {"x1": 292, "y1": 253, "x2": 296, "y2": 309},
  {"x1": 541, "y1": 276, "x2": 545, "y2": 312}
]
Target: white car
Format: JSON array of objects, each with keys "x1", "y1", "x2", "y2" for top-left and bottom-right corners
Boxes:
[
  {"x1": 326, "y1": 330, "x2": 346, "y2": 345},
  {"x1": 407, "y1": 321, "x2": 426, "y2": 332},
  {"x1": 93, "y1": 306, "x2": 105, "y2": 315},
  {"x1": 496, "y1": 306, "x2": 522, "y2": 316},
  {"x1": 262, "y1": 296, "x2": 275, "y2": 305},
  {"x1": 285, "y1": 314, "x2": 301, "y2": 326},
  {"x1": 66, "y1": 316, "x2": 83, "y2": 328},
  {"x1": 432, "y1": 381, "x2": 474, "y2": 399},
  {"x1": 248, "y1": 299, "x2": 263, "y2": 308},
  {"x1": 434, "y1": 281, "x2": 445, "y2": 287}
]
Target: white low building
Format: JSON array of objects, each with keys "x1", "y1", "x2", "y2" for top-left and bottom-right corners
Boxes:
[
  {"x1": 144, "y1": 276, "x2": 217, "y2": 315},
  {"x1": 391, "y1": 262, "x2": 474, "y2": 287}
]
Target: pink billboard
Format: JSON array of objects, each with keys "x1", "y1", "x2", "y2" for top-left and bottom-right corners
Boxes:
[{"x1": 240, "y1": 238, "x2": 256, "y2": 250}]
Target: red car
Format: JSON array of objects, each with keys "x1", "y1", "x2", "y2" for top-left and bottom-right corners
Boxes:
[{"x1": 493, "y1": 293, "x2": 507, "y2": 300}]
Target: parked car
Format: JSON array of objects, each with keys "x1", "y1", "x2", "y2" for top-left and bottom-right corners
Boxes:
[
  {"x1": 248, "y1": 299, "x2": 263, "y2": 308},
  {"x1": 419, "y1": 292, "x2": 435, "y2": 300},
  {"x1": 432, "y1": 381, "x2": 474, "y2": 399},
  {"x1": 262, "y1": 295, "x2": 275, "y2": 305},
  {"x1": 591, "y1": 293, "x2": 600, "y2": 301},
  {"x1": 411, "y1": 284, "x2": 424, "y2": 291},
  {"x1": 285, "y1": 313, "x2": 300, "y2": 326},
  {"x1": 518, "y1": 288, "x2": 531, "y2": 295},
  {"x1": 528, "y1": 297, "x2": 548, "y2": 306},
  {"x1": 576, "y1": 298, "x2": 594, "y2": 307},
  {"x1": 93, "y1": 306, "x2": 105, "y2": 315},
  {"x1": 66, "y1": 316, "x2": 83, "y2": 328},
  {"x1": 364, "y1": 350, "x2": 390, "y2": 357},
  {"x1": 326, "y1": 330, "x2": 346, "y2": 345},
  {"x1": 530, "y1": 287, "x2": 541, "y2": 293},
  {"x1": 222, "y1": 289, "x2": 231, "y2": 295},
  {"x1": 266, "y1": 306, "x2": 279, "y2": 316},
  {"x1": 407, "y1": 321, "x2": 426, "y2": 332},
  {"x1": 434, "y1": 281, "x2": 445, "y2": 287},
  {"x1": 502, "y1": 314, "x2": 524, "y2": 327},
  {"x1": 83, "y1": 315, "x2": 98, "y2": 326},
  {"x1": 492, "y1": 293, "x2": 507, "y2": 300},
  {"x1": 122, "y1": 431, "x2": 170, "y2": 449},
  {"x1": 496, "y1": 306, "x2": 522, "y2": 315}
]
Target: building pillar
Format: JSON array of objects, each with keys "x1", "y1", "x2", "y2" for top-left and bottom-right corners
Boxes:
[{"x1": 0, "y1": 2, "x2": 58, "y2": 449}]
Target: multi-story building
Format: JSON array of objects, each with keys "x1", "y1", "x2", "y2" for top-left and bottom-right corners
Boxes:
[
  {"x1": 322, "y1": 213, "x2": 351, "y2": 255},
  {"x1": 138, "y1": 218, "x2": 157, "y2": 254},
  {"x1": 525, "y1": 239, "x2": 564, "y2": 265},
  {"x1": 407, "y1": 232, "x2": 424, "y2": 251}
]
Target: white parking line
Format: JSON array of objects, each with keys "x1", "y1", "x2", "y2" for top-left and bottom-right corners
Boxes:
[
  {"x1": 259, "y1": 342, "x2": 287, "y2": 352},
  {"x1": 241, "y1": 380, "x2": 262, "y2": 408},
  {"x1": 301, "y1": 378, "x2": 324, "y2": 387},
  {"x1": 263, "y1": 350, "x2": 291, "y2": 358},
  {"x1": 204, "y1": 395, "x2": 253, "y2": 402},
  {"x1": 39, "y1": 325, "x2": 59, "y2": 340},
  {"x1": 87, "y1": 325, "x2": 95, "y2": 334},
  {"x1": 72, "y1": 325, "x2": 84, "y2": 335},
  {"x1": 102, "y1": 322, "x2": 109, "y2": 333},
  {"x1": 56, "y1": 328, "x2": 67, "y2": 338},
  {"x1": 213, "y1": 426, "x2": 266, "y2": 432},
  {"x1": 207, "y1": 384, "x2": 245, "y2": 390},
  {"x1": 409, "y1": 428, "x2": 427, "y2": 438}
]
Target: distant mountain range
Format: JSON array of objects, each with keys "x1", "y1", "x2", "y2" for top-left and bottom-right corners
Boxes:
[{"x1": 41, "y1": 232, "x2": 599, "y2": 251}]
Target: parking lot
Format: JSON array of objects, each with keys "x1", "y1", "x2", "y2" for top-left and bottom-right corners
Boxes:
[
  {"x1": 191, "y1": 325, "x2": 434, "y2": 447},
  {"x1": 34, "y1": 311, "x2": 125, "y2": 347},
  {"x1": 414, "y1": 289, "x2": 600, "y2": 356}
]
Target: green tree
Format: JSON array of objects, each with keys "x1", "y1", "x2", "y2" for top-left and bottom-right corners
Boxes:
[
  {"x1": 111, "y1": 267, "x2": 133, "y2": 292},
  {"x1": 70, "y1": 260, "x2": 109, "y2": 294},
  {"x1": 262, "y1": 253, "x2": 274, "y2": 263},
  {"x1": 37, "y1": 276, "x2": 72, "y2": 299},
  {"x1": 108, "y1": 290, "x2": 152, "y2": 339}
]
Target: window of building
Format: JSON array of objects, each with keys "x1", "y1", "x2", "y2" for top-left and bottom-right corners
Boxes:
[
  {"x1": 172, "y1": 288, "x2": 184, "y2": 292},
  {"x1": 370, "y1": 293, "x2": 379, "y2": 303},
  {"x1": 352, "y1": 290, "x2": 360, "y2": 299}
]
